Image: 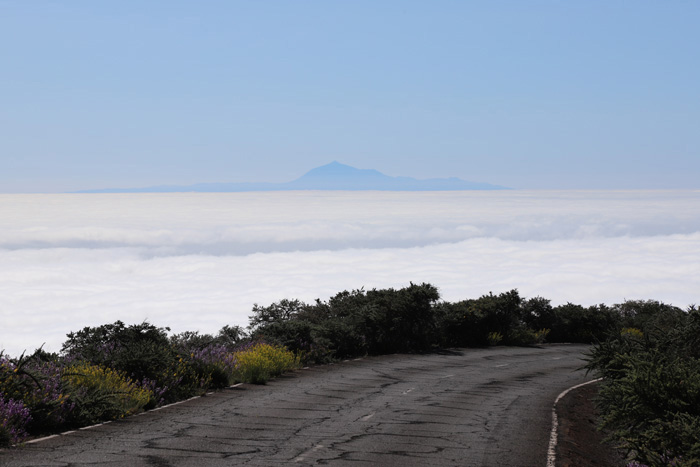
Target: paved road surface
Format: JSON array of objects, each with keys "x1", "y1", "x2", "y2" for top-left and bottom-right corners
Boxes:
[{"x1": 1, "y1": 344, "x2": 592, "y2": 466}]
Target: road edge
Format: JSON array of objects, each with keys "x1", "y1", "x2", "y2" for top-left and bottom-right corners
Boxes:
[{"x1": 546, "y1": 377, "x2": 602, "y2": 467}]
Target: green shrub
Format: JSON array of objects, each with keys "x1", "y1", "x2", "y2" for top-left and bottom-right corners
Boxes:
[
  {"x1": 434, "y1": 300, "x2": 488, "y2": 347},
  {"x1": 61, "y1": 321, "x2": 209, "y2": 404},
  {"x1": 586, "y1": 306, "x2": 700, "y2": 465},
  {"x1": 534, "y1": 328, "x2": 550, "y2": 343},
  {"x1": 505, "y1": 327, "x2": 537, "y2": 346},
  {"x1": 521, "y1": 296, "x2": 556, "y2": 331},
  {"x1": 550, "y1": 303, "x2": 620, "y2": 343},
  {"x1": 487, "y1": 332, "x2": 503, "y2": 346},
  {"x1": 0, "y1": 351, "x2": 73, "y2": 434},
  {"x1": 321, "y1": 283, "x2": 440, "y2": 355},
  {"x1": 251, "y1": 283, "x2": 441, "y2": 358},
  {"x1": 62, "y1": 321, "x2": 176, "y2": 382}
]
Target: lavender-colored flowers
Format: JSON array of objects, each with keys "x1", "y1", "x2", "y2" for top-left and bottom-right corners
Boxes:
[{"x1": 0, "y1": 397, "x2": 32, "y2": 445}]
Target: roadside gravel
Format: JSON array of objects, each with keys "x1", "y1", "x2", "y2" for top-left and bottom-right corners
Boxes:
[{"x1": 555, "y1": 381, "x2": 627, "y2": 466}]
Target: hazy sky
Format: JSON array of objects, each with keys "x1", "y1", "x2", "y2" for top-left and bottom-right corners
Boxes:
[{"x1": 2, "y1": 1, "x2": 699, "y2": 192}]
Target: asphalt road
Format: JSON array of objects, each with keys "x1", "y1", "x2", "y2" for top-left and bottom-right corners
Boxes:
[{"x1": 1, "y1": 344, "x2": 593, "y2": 467}]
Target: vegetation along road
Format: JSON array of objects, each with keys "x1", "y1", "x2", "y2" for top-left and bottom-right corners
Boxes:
[{"x1": 1, "y1": 344, "x2": 593, "y2": 467}]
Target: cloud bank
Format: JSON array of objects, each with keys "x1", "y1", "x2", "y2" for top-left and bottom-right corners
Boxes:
[{"x1": 1, "y1": 191, "x2": 698, "y2": 355}]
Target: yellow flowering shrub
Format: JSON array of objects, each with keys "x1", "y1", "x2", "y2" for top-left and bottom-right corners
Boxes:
[
  {"x1": 251, "y1": 343, "x2": 299, "y2": 376},
  {"x1": 63, "y1": 362, "x2": 153, "y2": 423},
  {"x1": 487, "y1": 331, "x2": 503, "y2": 346},
  {"x1": 233, "y1": 343, "x2": 300, "y2": 384},
  {"x1": 621, "y1": 327, "x2": 644, "y2": 339},
  {"x1": 534, "y1": 328, "x2": 551, "y2": 343}
]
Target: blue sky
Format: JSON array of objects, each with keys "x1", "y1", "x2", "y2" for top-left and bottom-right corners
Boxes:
[{"x1": 2, "y1": 1, "x2": 699, "y2": 192}]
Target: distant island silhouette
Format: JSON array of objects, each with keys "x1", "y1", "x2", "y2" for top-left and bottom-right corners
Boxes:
[{"x1": 75, "y1": 162, "x2": 508, "y2": 193}]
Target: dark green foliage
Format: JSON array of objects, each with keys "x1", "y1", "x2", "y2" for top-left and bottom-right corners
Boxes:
[
  {"x1": 249, "y1": 299, "x2": 309, "y2": 332},
  {"x1": 472, "y1": 290, "x2": 523, "y2": 338},
  {"x1": 62, "y1": 321, "x2": 175, "y2": 382},
  {"x1": 434, "y1": 299, "x2": 488, "y2": 347},
  {"x1": 60, "y1": 321, "x2": 205, "y2": 403},
  {"x1": 250, "y1": 283, "x2": 440, "y2": 361},
  {"x1": 435, "y1": 290, "x2": 546, "y2": 347},
  {"x1": 170, "y1": 330, "x2": 218, "y2": 351},
  {"x1": 170, "y1": 325, "x2": 246, "y2": 352},
  {"x1": 327, "y1": 283, "x2": 440, "y2": 354},
  {"x1": 549, "y1": 303, "x2": 620, "y2": 343},
  {"x1": 217, "y1": 325, "x2": 247, "y2": 348},
  {"x1": 436, "y1": 290, "x2": 524, "y2": 347},
  {"x1": 615, "y1": 299, "x2": 686, "y2": 342},
  {"x1": 521, "y1": 296, "x2": 556, "y2": 330},
  {"x1": 586, "y1": 305, "x2": 700, "y2": 466},
  {"x1": 251, "y1": 285, "x2": 641, "y2": 359},
  {"x1": 257, "y1": 319, "x2": 316, "y2": 351}
]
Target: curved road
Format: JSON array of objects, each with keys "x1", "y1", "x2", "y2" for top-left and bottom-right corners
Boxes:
[{"x1": 1, "y1": 344, "x2": 592, "y2": 467}]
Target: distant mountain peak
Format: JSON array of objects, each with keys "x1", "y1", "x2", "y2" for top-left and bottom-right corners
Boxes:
[
  {"x1": 74, "y1": 162, "x2": 508, "y2": 193},
  {"x1": 295, "y1": 162, "x2": 387, "y2": 181}
]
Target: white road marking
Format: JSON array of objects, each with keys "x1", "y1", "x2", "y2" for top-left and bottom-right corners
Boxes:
[
  {"x1": 79, "y1": 422, "x2": 106, "y2": 430},
  {"x1": 546, "y1": 378, "x2": 602, "y2": 467},
  {"x1": 495, "y1": 363, "x2": 509, "y2": 367},
  {"x1": 25, "y1": 434, "x2": 59, "y2": 444}
]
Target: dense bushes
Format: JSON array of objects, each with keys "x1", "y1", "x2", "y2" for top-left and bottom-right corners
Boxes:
[
  {"x1": 62, "y1": 362, "x2": 153, "y2": 424},
  {"x1": 0, "y1": 322, "x2": 297, "y2": 447},
  {"x1": 250, "y1": 285, "x2": 627, "y2": 361},
  {"x1": 585, "y1": 302, "x2": 699, "y2": 466},
  {"x1": 437, "y1": 290, "x2": 532, "y2": 347},
  {"x1": 61, "y1": 321, "x2": 195, "y2": 405},
  {"x1": 249, "y1": 283, "x2": 442, "y2": 360}
]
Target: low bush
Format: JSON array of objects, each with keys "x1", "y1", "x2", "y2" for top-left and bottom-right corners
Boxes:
[
  {"x1": 61, "y1": 321, "x2": 215, "y2": 404},
  {"x1": 586, "y1": 305, "x2": 700, "y2": 466},
  {"x1": 0, "y1": 352, "x2": 73, "y2": 435},
  {"x1": 251, "y1": 283, "x2": 441, "y2": 360},
  {"x1": 186, "y1": 345, "x2": 238, "y2": 389},
  {"x1": 0, "y1": 397, "x2": 31, "y2": 446},
  {"x1": 0, "y1": 327, "x2": 299, "y2": 447},
  {"x1": 233, "y1": 342, "x2": 300, "y2": 385},
  {"x1": 549, "y1": 303, "x2": 621, "y2": 343},
  {"x1": 487, "y1": 331, "x2": 503, "y2": 346},
  {"x1": 62, "y1": 362, "x2": 153, "y2": 425}
]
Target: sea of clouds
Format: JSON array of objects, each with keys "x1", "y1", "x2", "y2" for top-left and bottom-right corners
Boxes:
[{"x1": 1, "y1": 190, "x2": 698, "y2": 356}]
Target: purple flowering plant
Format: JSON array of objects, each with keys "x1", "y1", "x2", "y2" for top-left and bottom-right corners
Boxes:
[
  {"x1": 0, "y1": 351, "x2": 75, "y2": 438},
  {"x1": 0, "y1": 397, "x2": 32, "y2": 446}
]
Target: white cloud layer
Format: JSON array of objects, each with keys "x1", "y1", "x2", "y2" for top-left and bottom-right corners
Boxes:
[{"x1": 1, "y1": 191, "x2": 699, "y2": 356}]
